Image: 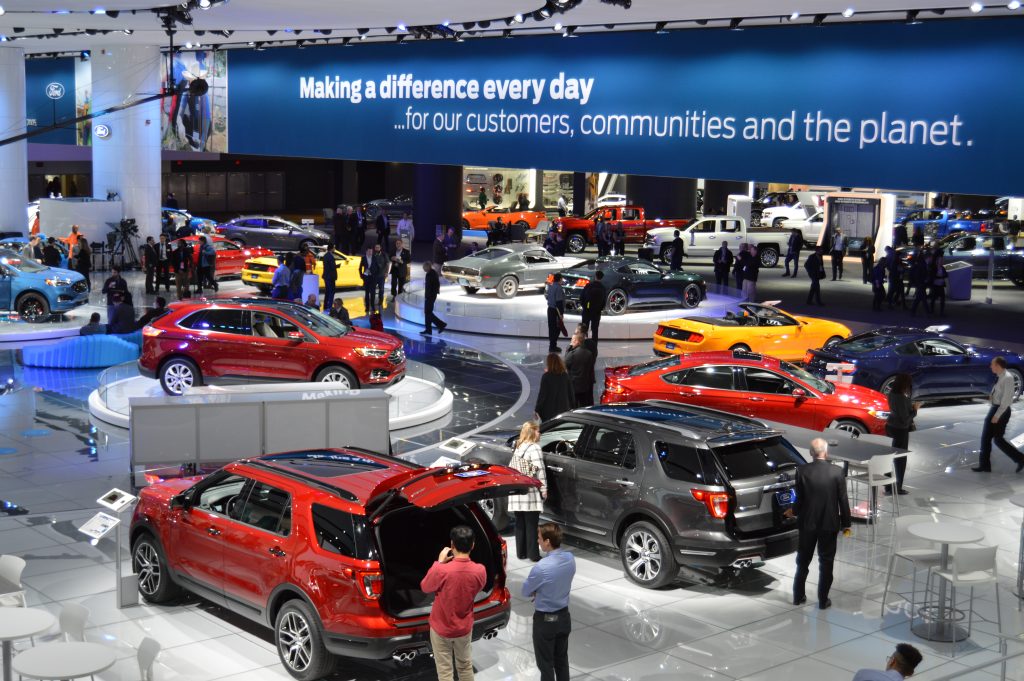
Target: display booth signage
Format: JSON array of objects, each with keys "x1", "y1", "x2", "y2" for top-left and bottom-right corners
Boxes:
[{"x1": 228, "y1": 18, "x2": 1024, "y2": 195}]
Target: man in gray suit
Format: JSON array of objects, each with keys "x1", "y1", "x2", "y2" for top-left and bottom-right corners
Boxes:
[{"x1": 790, "y1": 438, "x2": 851, "y2": 610}]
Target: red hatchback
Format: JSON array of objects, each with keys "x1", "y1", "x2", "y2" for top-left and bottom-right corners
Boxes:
[
  {"x1": 130, "y1": 450, "x2": 537, "y2": 680},
  {"x1": 171, "y1": 235, "x2": 274, "y2": 279},
  {"x1": 139, "y1": 299, "x2": 405, "y2": 395},
  {"x1": 602, "y1": 350, "x2": 890, "y2": 435}
]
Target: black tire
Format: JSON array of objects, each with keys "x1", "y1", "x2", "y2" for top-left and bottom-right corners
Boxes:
[
  {"x1": 772, "y1": 218, "x2": 786, "y2": 229},
  {"x1": 16, "y1": 293, "x2": 49, "y2": 323},
  {"x1": 834, "y1": 419, "x2": 868, "y2": 436},
  {"x1": 879, "y1": 375, "x2": 898, "y2": 396},
  {"x1": 275, "y1": 599, "x2": 336, "y2": 681},
  {"x1": 660, "y1": 244, "x2": 673, "y2": 266},
  {"x1": 1007, "y1": 368, "x2": 1023, "y2": 401},
  {"x1": 680, "y1": 283, "x2": 702, "y2": 309},
  {"x1": 729, "y1": 343, "x2": 751, "y2": 353},
  {"x1": 159, "y1": 357, "x2": 201, "y2": 396},
  {"x1": 605, "y1": 288, "x2": 629, "y2": 315},
  {"x1": 462, "y1": 285, "x2": 479, "y2": 295},
  {"x1": 461, "y1": 219, "x2": 470, "y2": 230},
  {"x1": 314, "y1": 365, "x2": 358, "y2": 389},
  {"x1": 257, "y1": 285, "x2": 272, "y2": 294},
  {"x1": 759, "y1": 247, "x2": 780, "y2": 268},
  {"x1": 132, "y1": 534, "x2": 181, "y2": 604},
  {"x1": 1013, "y1": 275, "x2": 1024, "y2": 288},
  {"x1": 479, "y1": 497, "x2": 510, "y2": 532},
  {"x1": 566, "y1": 233, "x2": 587, "y2": 254},
  {"x1": 619, "y1": 520, "x2": 677, "y2": 589},
  {"x1": 496, "y1": 275, "x2": 519, "y2": 299},
  {"x1": 825, "y1": 335, "x2": 844, "y2": 348},
  {"x1": 515, "y1": 220, "x2": 529, "y2": 230}
]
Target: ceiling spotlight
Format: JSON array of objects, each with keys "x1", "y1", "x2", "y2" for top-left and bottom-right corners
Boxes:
[
  {"x1": 553, "y1": 22, "x2": 562, "y2": 31},
  {"x1": 905, "y1": 9, "x2": 922, "y2": 23},
  {"x1": 0, "y1": 35, "x2": 6, "y2": 42},
  {"x1": 842, "y1": 7, "x2": 855, "y2": 17},
  {"x1": 91, "y1": 8, "x2": 106, "y2": 14},
  {"x1": 655, "y1": 21, "x2": 668, "y2": 33},
  {"x1": 969, "y1": 1, "x2": 984, "y2": 11},
  {"x1": 502, "y1": 29, "x2": 512, "y2": 38},
  {"x1": 564, "y1": 26, "x2": 577, "y2": 37},
  {"x1": 198, "y1": 0, "x2": 211, "y2": 8},
  {"x1": 296, "y1": 39, "x2": 305, "y2": 48},
  {"x1": 106, "y1": 9, "x2": 119, "y2": 18},
  {"x1": 513, "y1": 13, "x2": 523, "y2": 23},
  {"x1": 185, "y1": 41, "x2": 193, "y2": 48},
  {"x1": 462, "y1": 22, "x2": 475, "y2": 30},
  {"x1": 53, "y1": 27, "x2": 64, "y2": 34},
  {"x1": 247, "y1": 40, "x2": 254, "y2": 45},
  {"x1": 121, "y1": 28, "x2": 132, "y2": 34},
  {"x1": 478, "y1": 20, "x2": 491, "y2": 28},
  {"x1": 397, "y1": 23, "x2": 406, "y2": 31},
  {"x1": 396, "y1": 34, "x2": 407, "y2": 44},
  {"x1": 729, "y1": 17, "x2": 743, "y2": 30},
  {"x1": 442, "y1": 19, "x2": 450, "y2": 26},
  {"x1": 455, "y1": 32, "x2": 464, "y2": 42},
  {"x1": 812, "y1": 13, "x2": 827, "y2": 25},
  {"x1": 539, "y1": 7, "x2": 552, "y2": 18},
  {"x1": 342, "y1": 36, "x2": 352, "y2": 45},
  {"x1": 1009, "y1": 0, "x2": 1022, "y2": 9},
  {"x1": 789, "y1": 11, "x2": 800, "y2": 21},
  {"x1": 504, "y1": 17, "x2": 514, "y2": 25},
  {"x1": 694, "y1": 19, "x2": 708, "y2": 25},
  {"x1": 0, "y1": 7, "x2": 5, "y2": 16},
  {"x1": 267, "y1": 30, "x2": 277, "y2": 36}
]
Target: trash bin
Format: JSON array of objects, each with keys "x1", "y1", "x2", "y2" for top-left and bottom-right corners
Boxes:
[{"x1": 944, "y1": 260, "x2": 973, "y2": 300}]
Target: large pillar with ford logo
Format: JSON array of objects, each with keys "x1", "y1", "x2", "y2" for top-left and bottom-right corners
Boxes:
[
  {"x1": 703, "y1": 180, "x2": 750, "y2": 217},
  {"x1": 90, "y1": 45, "x2": 162, "y2": 239},
  {"x1": 414, "y1": 163, "x2": 462, "y2": 244},
  {"x1": 0, "y1": 47, "x2": 28, "y2": 232},
  {"x1": 625, "y1": 176, "x2": 698, "y2": 219}
]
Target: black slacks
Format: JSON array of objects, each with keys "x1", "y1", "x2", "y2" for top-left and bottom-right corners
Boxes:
[
  {"x1": 793, "y1": 529, "x2": 839, "y2": 604},
  {"x1": 581, "y1": 310, "x2": 601, "y2": 343},
  {"x1": 547, "y1": 307, "x2": 560, "y2": 352},
  {"x1": 533, "y1": 609, "x2": 571, "y2": 681},
  {"x1": 513, "y1": 511, "x2": 540, "y2": 561},
  {"x1": 979, "y1": 405, "x2": 1024, "y2": 469},
  {"x1": 807, "y1": 278, "x2": 823, "y2": 305},
  {"x1": 424, "y1": 298, "x2": 445, "y2": 333}
]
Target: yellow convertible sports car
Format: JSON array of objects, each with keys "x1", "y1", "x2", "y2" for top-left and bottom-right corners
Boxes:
[
  {"x1": 242, "y1": 249, "x2": 363, "y2": 293},
  {"x1": 653, "y1": 302, "x2": 851, "y2": 362}
]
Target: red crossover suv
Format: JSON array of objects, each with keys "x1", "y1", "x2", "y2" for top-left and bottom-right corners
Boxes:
[
  {"x1": 171, "y1": 235, "x2": 274, "y2": 279},
  {"x1": 139, "y1": 299, "x2": 405, "y2": 395},
  {"x1": 130, "y1": 450, "x2": 537, "y2": 680},
  {"x1": 602, "y1": 350, "x2": 890, "y2": 435}
]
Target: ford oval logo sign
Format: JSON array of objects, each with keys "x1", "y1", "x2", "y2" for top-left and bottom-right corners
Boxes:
[
  {"x1": 94, "y1": 124, "x2": 111, "y2": 139},
  {"x1": 45, "y1": 82, "x2": 65, "y2": 100}
]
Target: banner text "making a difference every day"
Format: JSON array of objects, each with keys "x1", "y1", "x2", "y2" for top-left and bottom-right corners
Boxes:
[{"x1": 299, "y1": 73, "x2": 595, "y2": 106}]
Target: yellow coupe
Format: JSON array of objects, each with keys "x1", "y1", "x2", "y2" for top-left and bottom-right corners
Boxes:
[
  {"x1": 242, "y1": 249, "x2": 364, "y2": 293},
  {"x1": 653, "y1": 302, "x2": 851, "y2": 362}
]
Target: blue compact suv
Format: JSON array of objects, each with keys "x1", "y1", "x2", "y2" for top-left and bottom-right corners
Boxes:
[{"x1": 0, "y1": 249, "x2": 88, "y2": 322}]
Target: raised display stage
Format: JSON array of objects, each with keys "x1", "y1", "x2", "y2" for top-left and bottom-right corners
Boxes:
[
  {"x1": 0, "y1": 302, "x2": 106, "y2": 343},
  {"x1": 394, "y1": 281, "x2": 746, "y2": 340},
  {"x1": 88, "y1": 360, "x2": 453, "y2": 432}
]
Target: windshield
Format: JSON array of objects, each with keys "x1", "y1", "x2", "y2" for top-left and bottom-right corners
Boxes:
[
  {"x1": 288, "y1": 306, "x2": 350, "y2": 337},
  {"x1": 834, "y1": 331, "x2": 899, "y2": 353},
  {"x1": 0, "y1": 250, "x2": 47, "y2": 273},
  {"x1": 712, "y1": 436, "x2": 804, "y2": 480},
  {"x1": 781, "y1": 361, "x2": 834, "y2": 394},
  {"x1": 468, "y1": 248, "x2": 513, "y2": 261}
]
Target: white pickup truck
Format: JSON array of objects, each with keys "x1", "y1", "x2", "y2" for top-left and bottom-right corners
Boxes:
[{"x1": 645, "y1": 216, "x2": 795, "y2": 268}]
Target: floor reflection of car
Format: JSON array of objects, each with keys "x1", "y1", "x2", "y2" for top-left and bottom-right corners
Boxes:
[
  {"x1": 215, "y1": 216, "x2": 330, "y2": 251},
  {"x1": 0, "y1": 249, "x2": 88, "y2": 322},
  {"x1": 563, "y1": 256, "x2": 706, "y2": 315},
  {"x1": 653, "y1": 303, "x2": 850, "y2": 361},
  {"x1": 242, "y1": 248, "x2": 363, "y2": 293},
  {"x1": 441, "y1": 244, "x2": 583, "y2": 298},
  {"x1": 602, "y1": 351, "x2": 889, "y2": 435},
  {"x1": 171, "y1": 236, "x2": 274, "y2": 280},
  {"x1": 139, "y1": 299, "x2": 406, "y2": 395},
  {"x1": 898, "y1": 233, "x2": 1024, "y2": 284},
  {"x1": 456, "y1": 402, "x2": 806, "y2": 589},
  {"x1": 131, "y1": 450, "x2": 533, "y2": 679},
  {"x1": 806, "y1": 326, "x2": 1024, "y2": 401}
]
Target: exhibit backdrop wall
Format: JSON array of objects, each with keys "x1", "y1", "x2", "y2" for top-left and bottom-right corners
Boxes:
[
  {"x1": 25, "y1": 58, "x2": 77, "y2": 146},
  {"x1": 227, "y1": 18, "x2": 1024, "y2": 196}
]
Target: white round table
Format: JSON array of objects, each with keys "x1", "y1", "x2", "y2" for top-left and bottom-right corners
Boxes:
[
  {"x1": 12, "y1": 642, "x2": 116, "y2": 680},
  {"x1": 0, "y1": 608, "x2": 56, "y2": 681},
  {"x1": 908, "y1": 521, "x2": 986, "y2": 642},
  {"x1": 1010, "y1": 494, "x2": 1024, "y2": 606}
]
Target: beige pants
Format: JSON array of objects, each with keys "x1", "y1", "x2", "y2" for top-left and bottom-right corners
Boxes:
[{"x1": 429, "y1": 629, "x2": 474, "y2": 681}]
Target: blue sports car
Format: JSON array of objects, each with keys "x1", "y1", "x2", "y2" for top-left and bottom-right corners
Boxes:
[
  {"x1": 805, "y1": 326, "x2": 1023, "y2": 402},
  {"x1": 0, "y1": 249, "x2": 88, "y2": 322}
]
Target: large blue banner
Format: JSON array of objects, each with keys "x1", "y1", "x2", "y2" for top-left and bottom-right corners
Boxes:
[
  {"x1": 25, "y1": 58, "x2": 77, "y2": 146},
  {"x1": 229, "y1": 19, "x2": 1024, "y2": 195}
]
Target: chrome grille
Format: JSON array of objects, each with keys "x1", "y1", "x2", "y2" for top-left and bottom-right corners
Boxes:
[
  {"x1": 72, "y1": 281, "x2": 88, "y2": 294},
  {"x1": 388, "y1": 347, "x2": 406, "y2": 365}
]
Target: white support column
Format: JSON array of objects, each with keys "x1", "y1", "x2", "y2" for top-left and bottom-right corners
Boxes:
[
  {"x1": 0, "y1": 47, "x2": 28, "y2": 232},
  {"x1": 91, "y1": 45, "x2": 162, "y2": 238}
]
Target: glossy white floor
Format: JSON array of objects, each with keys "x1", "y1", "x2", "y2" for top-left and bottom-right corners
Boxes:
[{"x1": 2, "y1": 284, "x2": 1024, "y2": 681}]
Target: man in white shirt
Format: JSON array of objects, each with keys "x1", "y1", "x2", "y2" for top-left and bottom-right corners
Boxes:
[
  {"x1": 397, "y1": 212, "x2": 414, "y2": 245},
  {"x1": 973, "y1": 355, "x2": 1024, "y2": 473},
  {"x1": 853, "y1": 643, "x2": 922, "y2": 680}
]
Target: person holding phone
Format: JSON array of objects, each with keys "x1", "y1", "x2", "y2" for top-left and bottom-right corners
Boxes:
[{"x1": 420, "y1": 526, "x2": 486, "y2": 681}]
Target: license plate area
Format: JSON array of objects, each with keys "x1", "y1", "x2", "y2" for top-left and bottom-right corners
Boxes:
[
  {"x1": 775, "y1": 489, "x2": 795, "y2": 506},
  {"x1": 458, "y1": 278, "x2": 469, "y2": 286},
  {"x1": 664, "y1": 342, "x2": 676, "y2": 350}
]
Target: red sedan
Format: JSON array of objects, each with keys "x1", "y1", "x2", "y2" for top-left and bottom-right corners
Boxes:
[
  {"x1": 602, "y1": 350, "x2": 890, "y2": 435},
  {"x1": 139, "y1": 299, "x2": 405, "y2": 395},
  {"x1": 171, "y1": 235, "x2": 274, "y2": 279}
]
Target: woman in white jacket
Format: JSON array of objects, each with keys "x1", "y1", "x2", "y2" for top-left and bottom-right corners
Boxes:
[{"x1": 507, "y1": 421, "x2": 548, "y2": 561}]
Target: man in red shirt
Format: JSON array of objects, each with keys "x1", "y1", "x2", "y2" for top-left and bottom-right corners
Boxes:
[{"x1": 420, "y1": 525, "x2": 487, "y2": 681}]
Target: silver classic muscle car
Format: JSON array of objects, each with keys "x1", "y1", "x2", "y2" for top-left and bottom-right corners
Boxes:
[{"x1": 441, "y1": 244, "x2": 585, "y2": 298}]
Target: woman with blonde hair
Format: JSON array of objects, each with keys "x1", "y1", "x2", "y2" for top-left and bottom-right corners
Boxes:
[{"x1": 508, "y1": 421, "x2": 547, "y2": 561}]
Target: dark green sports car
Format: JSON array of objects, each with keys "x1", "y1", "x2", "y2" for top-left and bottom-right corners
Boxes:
[{"x1": 563, "y1": 256, "x2": 706, "y2": 316}]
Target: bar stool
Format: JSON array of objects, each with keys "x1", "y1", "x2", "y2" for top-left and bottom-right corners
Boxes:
[
  {"x1": 879, "y1": 515, "x2": 942, "y2": 617},
  {"x1": 925, "y1": 545, "x2": 1002, "y2": 657},
  {"x1": 847, "y1": 453, "x2": 900, "y2": 541}
]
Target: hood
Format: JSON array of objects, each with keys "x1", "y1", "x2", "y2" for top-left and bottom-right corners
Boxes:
[
  {"x1": 31, "y1": 265, "x2": 85, "y2": 283},
  {"x1": 338, "y1": 326, "x2": 402, "y2": 349},
  {"x1": 828, "y1": 382, "x2": 888, "y2": 409},
  {"x1": 141, "y1": 476, "x2": 202, "y2": 503}
]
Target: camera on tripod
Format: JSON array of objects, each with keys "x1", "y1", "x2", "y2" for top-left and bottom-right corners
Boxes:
[{"x1": 107, "y1": 217, "x2": 141, "y2": 270}]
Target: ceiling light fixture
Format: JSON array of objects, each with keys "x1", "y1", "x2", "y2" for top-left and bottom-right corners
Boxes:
[
  {"x1": 198, "y1": 0, "x2": 211, "y2": 8},
  {"x1": 0, "y1": 7, "x2": 5, "y2": 17},
  {"x1": 185, "y1": 41, "x2": 193, "y2": 48},
  {"x1": 106, "y1": 9, "x2": 119, "y2": 18},
  {"x1": 905, "y1": 9, "x2": 922, "y2": 23},
  {"x1": 969, "y1": 2, "x2": 984, "y2": 12},
  {"x1": 1009, "y1": 0, "x2": 1022, "y2": 9},
  {"x1": 397, "y1": 23, "x2": 406, "y2": 31},
  {"x1": 789, "y1": 11, "x2": 800, "y2": 21},
  {"x1": 812, "y1": 13, "x2": 827, "y2": 25},
  {"x1": 503, "y1": 29, "x2": 512, "y2": 38},
  {"x1": 513, "y1": 13, "x2": 523, "y2": 23},
  {"x1": 539, "y1": 7, "x2": 552, "y2": 18},
  {"x1": 12, "y1": 26, "x2": 23, "y2": 33},
  {"x1": 729, "y1": 17, "x2": 743, "y2": 30},
  {"x1": 931, "y1": 8, "x2": 946, "y2": 13},
  {"x1": 553, "y1": 22, "x2": 562, "y2": 31},
  {"x1": 842, "y1": 7, "x2": 855, "y2": 18},
  {"x1": 396, "y1": 34, "x2": 406, "y2": 44},
  {"x1": 0, "y1": 35, "x2": 6, "y2": 42},
  {"x1": 91, "y1": 8, "x2": 106, "y2": 15},
  {"x1": 357, "y1": 27, "x2": 368, "y2": 34},
  {"x1": 121, "y1": 28, "x2": 132, "y2": 34},
  {"x1": 694, "y1": 19, "x2": 708, "y2": 25},
  {"x1": 478, "y1": 20, "x2": 491, "y2": 28},
  {"x1": 655, "y1": 21, "x2": 668, "y2": 33},
  {"x1": 564, "y1": 25, "x2": 578, "y2": 37}
]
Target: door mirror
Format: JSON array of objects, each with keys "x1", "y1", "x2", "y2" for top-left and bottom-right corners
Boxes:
[
  {"x1": 792, "y1": 388, "x2": 807, "y2": 398},
  {"x1": 286, "y1": 330, "x2": 305, "y2": 340}
]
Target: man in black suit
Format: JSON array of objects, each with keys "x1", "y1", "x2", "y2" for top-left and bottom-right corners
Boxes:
[
  {"x1": 580, "y1": 270, "x2": 607, "y2": 344},
  {"x1": 790, "y1": 438, "x2": 852, "y2": 610},
  {"x1": 420, "y1": 262, "x2": 447, "y2": 336},
  {"x1": 390, "y1": 238, "x2": 411, "y2": 296},
  {"x1": 156, "y1": 233, "x2": 172, "y2": 293},
  {"x1": 322, "y1": 241, "x2": 338, "y2": 311},
  {"x1": 669, "y1": 230, "x2": 684, "y2": 271},
  {"x1": 142, "y1": 236, "x2": 159, "y2": 294},
  {"x1": 375, "y1": 210, "x2": 390, "y2": 249}
]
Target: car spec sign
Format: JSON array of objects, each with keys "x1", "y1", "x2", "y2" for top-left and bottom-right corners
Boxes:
[{"x1": 228, "y1": 18, "x2": 1024, "y2": 195}]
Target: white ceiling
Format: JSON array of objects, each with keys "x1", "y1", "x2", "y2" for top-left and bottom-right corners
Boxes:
[{"x1": 1, "y1": 0, "x2": 1020, "y2": 54}]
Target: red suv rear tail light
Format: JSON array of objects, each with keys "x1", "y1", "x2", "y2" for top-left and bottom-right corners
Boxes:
[
  {"x1": 500, "y1": 538, "x2": 508, "y2": 569},
  {"x1": 358, "y1": 570, "x2": 384, "y2": 600},
  {"x1": 604, "y1": 382, "x2": 630, "y2": 396},
  {"x1": 691, "y1": 489, "x2": 730, "y2": 519},
  {"x1": 142, "y1": 326, "x2": 163, "y2": 337}
]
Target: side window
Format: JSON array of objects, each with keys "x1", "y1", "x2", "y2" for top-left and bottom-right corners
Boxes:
[
  {"x1": 655, "y1": 441, "x2": 704, "y2": 483},
  {"x1": 694, "y1": 220, "x2": 716, "y2": 233},
  {"x1": 742, "y1": 368, "x2": 796, "y2": 395},
  {"x1": 196, "y1": 473, "x2": 249, "y2": 515},
  {"x1": 682, "y1": 366, "x2": 734, "y2": 390},
  {"x1": 524, "y1": 251, "x2": 554, "y2": 264},
  {"x1": 916, "y1": 339, "x2": 965, "y2": 357},
  {"x1": 237, "y1": 482, "x2": 291, "y2": 535},
  {"x1": 214, "y1": 240, "x2": 240, "y2": 252},
  {"x1": 894, "y1": 342, "x2": 919, "y2": 356},
  {"x1": 721, "y1": 220, "x2": 741, "y2": 233},
  {"x1": 580, "y1": 427, "x2": 636, "y2": 469},
  {"x1": 662, "y1": 369, "x2": 689, "y2": 385},
  {"x1": 959, "y1": 237, "x2": 976, "y2": 250},
  {"x1": 538, "y1": 420, "x2": 586, "y2": 458},
  {"x1": 621, "y1": 208, "x2": 639, "y2": 220},
  {"x1": 312, "y1": 504, "x2": 359, "y2": 558},
  {"x1": 252, "y1": 312, "x2": 304, "y2": 340}
]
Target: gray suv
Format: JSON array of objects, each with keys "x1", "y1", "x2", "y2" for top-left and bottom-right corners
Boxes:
[
  {"x1": 456, "y1": 401, "x2": 807, "y2": 589},
  {"x1": 216, "y1": 215, "x2": 329, "y2": 251}
]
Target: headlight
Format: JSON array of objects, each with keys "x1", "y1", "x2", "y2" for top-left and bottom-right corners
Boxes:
[
  {"x1": 45, "y1": 277, "x2": 72, "y2": 287},
  {"x1": 355, "y1": 347, "x2": 388, "y2": 358},
  {"x1": 868, "y1": 409, "x2": 890, "y2": 420}
]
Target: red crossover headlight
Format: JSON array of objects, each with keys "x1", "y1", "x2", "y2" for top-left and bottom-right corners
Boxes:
[{"x1": 691, "y1": 489, "x2": 730, "y2": 519}]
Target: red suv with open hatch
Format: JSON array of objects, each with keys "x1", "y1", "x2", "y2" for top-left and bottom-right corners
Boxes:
[
  {"x1": 139, "y1": 299, "x2": 405, "y2": 395},
  {"x1": 130, "y1": 450, "x2": 537, "y2": 680},
  {"x1": 602, "y1": 350, "x2": 890, "y2": 436}
]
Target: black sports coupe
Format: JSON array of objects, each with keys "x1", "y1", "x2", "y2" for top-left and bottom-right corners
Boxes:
[{"x1": 562, "y1": 256, "x2": 706, "y2": 316}]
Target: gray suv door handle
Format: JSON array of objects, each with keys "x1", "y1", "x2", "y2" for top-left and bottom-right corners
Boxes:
[
  {"x1": 546, "y1": 465, "x2": 564, "y2": 473},
  {"x1": 617, "y1": 479, "x2": 635, "y2": 487}
]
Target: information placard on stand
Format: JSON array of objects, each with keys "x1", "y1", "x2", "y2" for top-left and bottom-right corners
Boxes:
[{"x1": 93, "y1": 488, "x2": 140, "y2": 609}]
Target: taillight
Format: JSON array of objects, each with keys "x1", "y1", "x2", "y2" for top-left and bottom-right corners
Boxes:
[
  {"x1": 980, "y1": 222, "x2": 989, "y2": 232},
  {"x1": 655, "y1": 326, "x2": 665, "y2": 336},
  {"x1": 803, "y1": 351, "x2": 814, "y2": 364},
  {"x1": 687, "y1": 333, "x2": 704, "y2": 343},
  {"x1": 500, "y1": 538, "x2": 508, "y2": 569},
  {"x1": 358, "y1": 570, "x2": 383, "y2": 600},
  {"x1": 142, "y1": 326, "x2": 163, "y2": 337},
  {"x1": 604, "y1": 381, "x2": 630, "y2": 395},
  {"x1": 691, "y1": 489, "x2": 730, "y2": 519},
  {"x1": 574, "y1": 278, "x2": 588, "y2": 287}
]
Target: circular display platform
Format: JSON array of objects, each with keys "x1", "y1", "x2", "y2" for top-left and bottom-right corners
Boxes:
[
  {"x1": 88, "y1": 360, "x2": 453, "y2": 431},
  {"x1": 0, "y1": 302, "x2": 106, "y2": 343},
  {"x1": 394, "y1": 281, "x2": 746, "y2": 340}
]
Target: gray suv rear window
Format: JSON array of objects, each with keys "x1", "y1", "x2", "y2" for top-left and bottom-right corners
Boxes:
[
  {"x1": 712, "y1": 437, "x2": 803, "y2": 480},
  {"x1": 655, "y1": 441, "x2": 704, "y2": 483}
]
